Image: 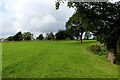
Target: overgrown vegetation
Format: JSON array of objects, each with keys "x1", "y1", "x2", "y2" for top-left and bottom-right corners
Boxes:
[{"x1": 87, "y1": 44, "x2": 109, "y2": 59}]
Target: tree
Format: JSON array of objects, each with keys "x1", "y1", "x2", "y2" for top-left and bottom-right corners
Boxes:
[
  {"x1": 36, "y1": 34, "x2": 44, "y2": 40},
  {"x1": 65, "y1": 11, "x2": 87, "y2": 43},
  {"x1": 84, "y1": 31, "x2": 92, "y2": 40},
  {"x1": 48, "y1": 32, "x2": 54, "y2": 40},
  {"x1": 93, "y1": 35, "x2": 97, "y2": 40},
  {"x1": 23, "y1": 32, "x2": 33, "y2": 40},
  {"x1": 7, "y1": 36, "x2": 14, "y2": 41},
  {"x1": 13, "y1": 31, "x2": 23, "y2": 41},
  {"x1": 64, "y1": 29, "x2": 74, "y2": 40},
  {"x1": 56, "y1": 1, "x2": 120, "y2": 63},
  {"x1": 45, "y1": 32, "x2": 54, "y2": 40},
  {"x1": 55, "y1": 30, "x2": 67, "y2": 40},
  {"x1": 45, "y1": 33, "x2": 49, "y2": 40}
]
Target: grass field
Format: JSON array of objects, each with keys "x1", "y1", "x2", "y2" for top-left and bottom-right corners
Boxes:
[{"x1": 2, "y1": 40, "x2": 118, "y2": 78}]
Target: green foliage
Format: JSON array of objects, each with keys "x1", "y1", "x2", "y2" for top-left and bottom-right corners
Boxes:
[
  {"x1": 55, "y1": 1, "x2": 120, "y2": 61},
  {"x1": 45, "y1": 32, "x2": 54, "y2": 40},
  {"x1": 55, "y1": 30, "x2": 67, "y2": 40},
  {"x1": 7, "y1": 36, "x2": 14, "y2": 41},
  {"x1": 88, "y1": 44, "x2": 108, "y2": 58},
  {"x1": 65, "y1": 29, "x2": 74, "y2": 40},
  {"x1": 36, "y1": 34, "x2": 44, "y2": 40},
  {"x1": 45, "y1": 33, "x2": 49, "y2": 40},
  {"x1": 55, "y1": 30, "x2": 74, "y2": 40},
  {"x1": 93, "y1": 36, "x2": 97, "y2": 40},
  {"x1": 65, "y1": 37, "x2": 71, "y2": 40},
  {"x1": 55, "y1": 2, "x2": 60, "y2": 10},
  {"x1": 65, "y1": 11, "x2": 87, "y2": 42},
  {"x1": 13, "y1": 31, "x2": 23, "y2": 41},
  {"x1": 23, "y1": 32, "x2": 33, "y2": 40},
  {"x1": 2, "y1": 40, "x2": 118, "y2": 78}
]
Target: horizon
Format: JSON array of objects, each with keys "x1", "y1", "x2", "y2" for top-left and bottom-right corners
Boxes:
[
  {"x1": 0, "y1": 0, "x2": 74, "y2": 38},
  {"x1": 0, "y1": 0, "x2": 119, "y2": 39}
]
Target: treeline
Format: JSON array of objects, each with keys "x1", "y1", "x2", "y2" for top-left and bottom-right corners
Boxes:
[
  {"x1": 7, "y1": 32, "x2": 33, "y2": 41},
  {"x1": 7, "y1": 30, "x2": 93, "y2": 41}
]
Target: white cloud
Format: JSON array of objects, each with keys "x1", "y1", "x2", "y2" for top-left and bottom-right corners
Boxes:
[
  {"x1": 1, "y1": 0, "x2": 119, "y2": 38},
  {"x1": 31, "y1": 14, "x2": 56, "y2": 28},
  {"x1": 1, "y1": 0, "x2": 74, "y2": 38}
]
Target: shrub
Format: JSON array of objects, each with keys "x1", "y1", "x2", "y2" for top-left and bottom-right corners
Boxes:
[
  {"x1": 88, "y1": 44, "x2": 108, "y2": 58},
  {"x1": 97, "y1": 45, "x2": 101, "y2": 52}
]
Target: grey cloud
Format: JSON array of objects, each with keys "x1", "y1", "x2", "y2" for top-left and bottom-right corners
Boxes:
[{"x1": 1, "y1": 0, "x2": 74, "y2": 38}]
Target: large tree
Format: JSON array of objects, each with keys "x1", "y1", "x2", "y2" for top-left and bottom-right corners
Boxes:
[
  {"x1": 65, "y1": 11, "x2": 87, "y2": 43},
  {"x1": 56, "y1": 1, "x2": 120, "y2": 63}
]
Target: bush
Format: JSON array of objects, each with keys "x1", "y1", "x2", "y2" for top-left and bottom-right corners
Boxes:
[
  {"x1": 97, "y1": 45, "x2": 101, "y2": 51},
  {"x1": 88, "y1": 44, "x2": 108, "y2": 58}
]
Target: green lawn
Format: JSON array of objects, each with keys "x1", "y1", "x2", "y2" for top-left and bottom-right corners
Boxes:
[{"x1": 2, "y1": 40, "x2": 118, "y2": 78}]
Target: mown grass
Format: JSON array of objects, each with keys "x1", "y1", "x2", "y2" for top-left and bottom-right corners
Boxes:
[
  {"x1": 0, "y1": 43, "x2": 2, "y2": 79},
  {"x1": 2, "y1": 40, "x2": 118, "y2": 78}
]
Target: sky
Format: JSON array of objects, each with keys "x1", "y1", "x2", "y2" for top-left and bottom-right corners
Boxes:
[
  {"x1": 0, "y1": 0, "x2": 119, "y2": 38},
  {"x1": 0, "y1": 0, "x2": 74, "y2": 38}
]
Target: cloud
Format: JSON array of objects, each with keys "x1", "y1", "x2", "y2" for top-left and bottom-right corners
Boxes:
[
  {"x1": 31, "y1": 14, "x2": 56, "y2": 30},
  {"x1": 0, "y1": 0, "x2": 74, "y2": 38}
]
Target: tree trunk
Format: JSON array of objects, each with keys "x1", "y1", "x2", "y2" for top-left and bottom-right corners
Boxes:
[{"x1": 80, "y1": 32, "x2": 83, "y2": 43}]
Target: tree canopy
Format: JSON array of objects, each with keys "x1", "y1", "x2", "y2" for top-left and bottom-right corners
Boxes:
[
  {"x1": 36, "y1": 34, "x2": 44, "y2": 40},
  {"x1": 65, "y1": 10, "x2": 88, "y2": 43},
  {"x1": 56, "y1": 1, "x2": 120, "y2": 63},
  {"x1": 45, "y1": 32, "x2": 55, "y2": 40},
  {"x1": 13, "y1": 31, "x2": 23, "y2": 41},
  {"x1": 55, "y1": 30, "x2": 67, "y2": 40},
  {"x1": 23, "y1": 32, "x2": 33, "y2": 40},
  {"x1": 7, "y1": 36, "x2": 14, "y2": 41}
]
